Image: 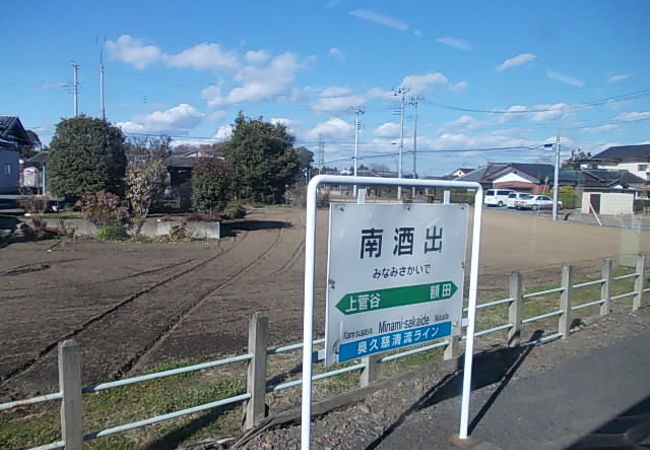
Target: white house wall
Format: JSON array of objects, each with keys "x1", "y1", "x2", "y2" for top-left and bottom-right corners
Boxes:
[
  {"x1": 582, "y1": 192, "x2": 634, "y2": 215},
  {"x1": 597, "y1": 161, "x2": 649, "y2": 181},
  {"x1": 492, "y1": 172, "x2": 536, "y2": 184}
]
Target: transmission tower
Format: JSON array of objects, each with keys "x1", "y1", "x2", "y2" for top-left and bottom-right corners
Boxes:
[
  {"x1": 348, "y1": 105, "x2": 365, "y2": 196},
  {"x1": 394, "y1": 87, "x2": 409, "y2": 200}
]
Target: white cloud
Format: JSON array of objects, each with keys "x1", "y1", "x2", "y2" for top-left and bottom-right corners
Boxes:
[
  {"x1": 615, "y1": 111, "x2": 650, "y2": 122},
  {"x1": 413, "y1": 29, "x2": 422, "y2": 37},
  {"x1": 349, "y1": 9, "x2": 409, "y2": 31},
  {"x1": 495, "y1": 53, "x2": 536, "y2": 72},
  {"x1": 105, "y1": 35, "x2": 163, "y2": 70},
  {"x1": 207, "y1": 110, "x2": 227, "y2": 122},
  {"x1": 311, "y1": 86, "x2": 365, "y2": 113},
  {"x1": 244, "y1": 50, "x2": 270, "y2": 65},
  {"x1": 546, "y1": 69, "x2": 585, "y2": 88},
  {"x1": 374, "y1": 122, "x2": 401, "y2": 138},
  {"x1": 581, "y1": 124, "x2": 619, "y2": 134},
  {"x1": 450, "y1": 81, "x2": 469, "y2": 92},
  {"x1": 498, "y1": 105, "x2": 528, "y2": 123},
  {"x1": 212, "y1": 124, "x2": 233, "y2": 142},
  {"x1": 530, "y1": 103, "x2": 570, "y2": 121},
  {"x1": 307, "y1": 117, "x2": 353, "y2": 138},
  {"x1": 328, "y1": 47, "x2": 345, "y2": 60},
  {"x1": 367, "y1": 87, "x2": 395, "y2": 102},
  {"x1": 203, "y1": 52, "x2": 312, "y2": 106},
  {"x1": 436, "y1": 36, "x2": 472, "y2": 51},
  {"x1": 270, "y1": 117, "x2": 301, "y2": 135},
  {"x1": 166, "y1": 43, "x2": 239, "y2": 71},
  {"x1": 320, "y1": 86, "x2": 352, "y2": 97},
  {"x1": 439, "y1": 115, "x2": 483, "y2": 132},
  {"x1": 608, "y1": 73, "x2": 630, "y2": 83},
  {"x1": 116, "y1": 104, "x2": 205, "y2": 134}
]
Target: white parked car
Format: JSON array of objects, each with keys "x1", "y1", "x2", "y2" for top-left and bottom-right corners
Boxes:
[
  {"x1": 514, "y1": 194, "x2": 563, "y2": 210},
  {"x1": 484, "y1": 189, "x2": 516, "y2": 207},
  {"x1": 506, "y1": 192, "x2": 530, "y2": 209}
]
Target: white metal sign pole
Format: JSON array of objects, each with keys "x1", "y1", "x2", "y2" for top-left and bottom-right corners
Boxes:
[
  {"x1": 302, "y1": 175, "x2": 482, "y2": 449},
  {"x1": 301, "y1": 178, "x2": 319, "y2": 450},
  {"x1": 458, "y1": 188, "x2": 484, "y2": 439}
]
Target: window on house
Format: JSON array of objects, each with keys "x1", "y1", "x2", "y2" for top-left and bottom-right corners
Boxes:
[
  {"x1": 638, "y1": 164, "x2": 648, "y2": 171},
  {"x1": 3, "y1": 163, "x2": 11, "y2": 175}
]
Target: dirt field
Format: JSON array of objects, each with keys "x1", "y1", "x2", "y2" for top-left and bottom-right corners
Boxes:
[{"x1": 1, "y1": 206, "x2": 648, "y2": 398}]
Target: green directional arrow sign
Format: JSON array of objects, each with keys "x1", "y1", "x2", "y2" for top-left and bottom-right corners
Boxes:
[{"x1": 336, "y1": 281, "x2": 458, "y2": 315}]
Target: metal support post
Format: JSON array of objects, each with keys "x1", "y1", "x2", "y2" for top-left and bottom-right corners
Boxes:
[
  {"x1": 245, "y1": 312, "x2": 269, "y2": 429},
  {"x1": 59, "y1": 340, "x2": 83, "y2": 450},
  {"x1": 444, "y1": 334, "x2": 459, "y2": 360},
  {"x1": 634, "y1": 254, "x2": 646, "y2": 310},
  {"x1": 508, "y1": 271, "x2": 523, "y2": 347},
  {"x1": 559, "y1": 265, "x2": 573, "y2": 337},
  {"x1": 600, "y1": 258, "x2": 612, "y2": 316}
]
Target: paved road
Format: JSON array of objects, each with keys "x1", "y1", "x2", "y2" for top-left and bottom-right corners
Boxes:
[{"x1": 376, "y1": 321, "x2": 650, "y2": 449}]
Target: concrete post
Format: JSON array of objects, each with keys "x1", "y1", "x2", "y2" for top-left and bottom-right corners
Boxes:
[
  {"x1": 634, "y1": 254, "x2": 646, "y2": 311},
  {"x1": 508, "y1": 271, "x2": 523, "y2": 347},
  {"x1": 244, "y1": 312, "x2": 268, "y2": 430},
  {"x1": 58, "y1": 340, "x2": 83, "y2": 450},
  {"x1": 559, "y1": 265, "x2": 573, "y2": 338},
  {"x1": 444, "y1": 334, "x2": 460, "y2": 360},
  {"x1": 360, "y1": 354, "x2": 379, "y2": 387},
  {"x1": 600, "y1": 258, "x2": 612, "y2": 316}
]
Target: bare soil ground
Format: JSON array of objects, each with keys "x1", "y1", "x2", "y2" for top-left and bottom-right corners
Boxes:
[{"x1": 1, "y1": 206, "x2": 648, "y2": 399}]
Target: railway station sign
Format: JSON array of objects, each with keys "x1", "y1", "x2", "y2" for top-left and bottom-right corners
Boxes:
[{"x1": 325, "y1": 203, "x2": 468, "y2": 365}]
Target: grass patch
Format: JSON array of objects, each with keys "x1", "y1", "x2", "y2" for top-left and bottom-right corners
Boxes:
[{"x1": 0, "y1": 361, "x2": 246, "y2": 450}]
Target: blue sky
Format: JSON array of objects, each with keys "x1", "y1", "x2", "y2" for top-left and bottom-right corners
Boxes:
[{"x1": 2, "y1": 0, "x2": 649, "y2": 176}]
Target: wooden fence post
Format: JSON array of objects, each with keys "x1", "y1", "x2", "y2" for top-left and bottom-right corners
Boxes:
[
  {"x1": 559, "y1": 265, "x2": 573, "y2": 338},
  {"x1": 58, "y1": 340, "x2": 83, "y2": 450},
  {"x1": 600, "y1": 258, "x2": 612, "y2": 316},
  {"x1": 244, "y1": 312, "x2": 268, "y2": 430},
  {"x1": 634, "y1": 254, "x2": 646, "y2": 311},
  {"x1": 508, "y1": 271, "x2": 523, "y2": 347},
  {"x1": 360, "y1": 355, "x2": 379, "y2": 387}
]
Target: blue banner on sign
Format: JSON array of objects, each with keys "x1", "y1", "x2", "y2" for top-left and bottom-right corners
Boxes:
[{"x1": 337, "y1": 321, "x2": 452, "y2": 362}]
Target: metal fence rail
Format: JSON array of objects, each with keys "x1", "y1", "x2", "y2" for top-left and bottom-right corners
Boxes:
[{"x1": 5, "y1": 254, "x2": 647, "y2": 450}]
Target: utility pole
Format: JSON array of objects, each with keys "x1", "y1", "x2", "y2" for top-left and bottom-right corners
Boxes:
[
  {"x1": 410, "y1": 96, "x2": 421, "y2": 199},
  {"x1": 394, "y1": 87, "x2": 409, "y2": 200},
  {"x1": 99, "y1": 46, "x2": 106, "y2": 121},
  {"x1": 552, "y1": 129, "x2": 561, "y2": 221},
  {"x1": 348, "y1": 106, "x2": 365, "y2": 196},
  {"x1": 71, "y1": 62, "x2": 80, "y2": 117},
  {"x1": 318, "y1": 134, "x2": 325, "y2": 175}
]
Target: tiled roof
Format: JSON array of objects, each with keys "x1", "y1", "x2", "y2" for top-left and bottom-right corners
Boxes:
[{"x1": 591, "y1": 144, "x2": 650, "y2": 161}]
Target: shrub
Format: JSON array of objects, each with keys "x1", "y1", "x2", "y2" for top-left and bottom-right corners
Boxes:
[
  {"x1": 634, "y1": 199, "x2": 650, "y2": 212},
  {"x1": 17, "y1": 196, "x2": 46, "y2": 214},
  {"x1": 222, "y1": 202, "x2": 246, "y2": 220},
  {"x1": 192, "y1": 157, "x2": 232, "y2": 214},
  {"x1": 76, "y1": 191, "x2": 128, "y2": 227},
  {"x1": 96, "y1": 225, "x2": 129, "y2": 241}
]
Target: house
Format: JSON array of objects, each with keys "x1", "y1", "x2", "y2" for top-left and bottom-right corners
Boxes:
[
  {"x1": 588, "y1": 144, "x2": 650, "y2": 182},
  {"x1": 456, "y1": 163, "x2": 578, "y2": 193},
  {"x1": 449, "y1": 167, "x2": 475, "y2": 178},
  {"x1": 0, "y1": 116, "x2": 32, "y2": 193}
]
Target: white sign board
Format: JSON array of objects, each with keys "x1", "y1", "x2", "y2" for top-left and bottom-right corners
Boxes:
[{"x1": 325, "y1": 203, "x2": 468, "y2": 366}]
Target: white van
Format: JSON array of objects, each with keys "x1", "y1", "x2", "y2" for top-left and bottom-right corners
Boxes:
[{"x1": 484, "y1": 189, "x2": 515, "y2": 207}]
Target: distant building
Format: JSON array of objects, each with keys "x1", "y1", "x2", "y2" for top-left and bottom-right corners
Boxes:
[
  {"x1": 588, "y1": 144, "x2": 650, "y2": 182},
  {"x1": 450, "y1": 167, "x2": 475, "y2": 178},
  {"x1": 0, "y1": 116, "x2": 32, "y2": 193}
]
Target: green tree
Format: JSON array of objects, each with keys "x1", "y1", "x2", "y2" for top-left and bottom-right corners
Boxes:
[
  {"x1": 191, "y1": 156, "x2": 232, "y2": 214},
  {"x1": 48, "y1": 116, "x2": 127, "y2": 198},
  {"x1": 20, "y1": 130, "x2": 41, "y2": 159},
  {"x1": 124, "y1": 136, "x2": 170, "y2": 232},
  {"x1": 226, "y1": 114, "x2": 300, "y2": 204}
]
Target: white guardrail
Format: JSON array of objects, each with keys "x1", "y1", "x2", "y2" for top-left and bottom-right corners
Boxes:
[{"x1": 2, "y1": 254, "x2": 647, "y2": 450}]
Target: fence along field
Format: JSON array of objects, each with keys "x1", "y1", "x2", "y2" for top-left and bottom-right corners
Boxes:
[
  {"x1": 1, "y1": 207, "x2": 649, "y2": 448},
  {"x1": 1, "y1": 254, "x2": 648, "y2": 449}
]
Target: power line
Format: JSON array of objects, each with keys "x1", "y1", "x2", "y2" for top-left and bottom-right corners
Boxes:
[{"x1": 427, "y1": 88, "x2": 650, "y2": 114}]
